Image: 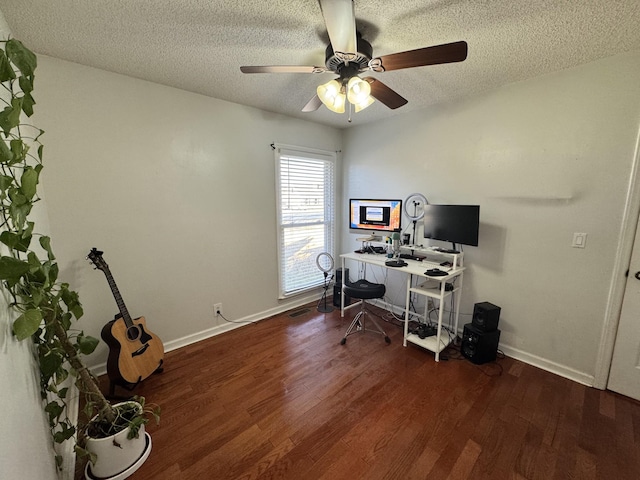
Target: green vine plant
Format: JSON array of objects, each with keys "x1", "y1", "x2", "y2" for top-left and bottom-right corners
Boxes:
[{"x1": 0, "y1": 38, "x2": 158, "y2": 470}]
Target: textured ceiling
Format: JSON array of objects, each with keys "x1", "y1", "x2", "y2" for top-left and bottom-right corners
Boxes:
[{"x1": 1, "y1": 0, "x2": 640, "y2": 129}]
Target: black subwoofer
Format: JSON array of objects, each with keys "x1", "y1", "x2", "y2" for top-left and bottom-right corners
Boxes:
[
  {"x1": 333, "y1": 268, "x2": 352, "y2": 307},
  {"x1": 333, "y1": 284, "x2": 352, "y2": 307},
  {"x1": 461, "y1": 323, "x2": 500, "y2": 365},
  {"x1": 472, "y1": 302, "x2": 501, "y2": 332}
]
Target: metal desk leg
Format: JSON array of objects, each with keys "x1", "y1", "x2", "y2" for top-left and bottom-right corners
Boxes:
[
  {"x1": 341, "y1": 256, "x2": 345, "y2": 318},
  {"x1": 403, "y1": 274, "x2": 411, "y2": 347},
  {"x1": 434, "y1": 281, "x2": 446, "y2": 362},
  {"x1": 453, "y1": 272, "x2": 464, "y2": 339}
]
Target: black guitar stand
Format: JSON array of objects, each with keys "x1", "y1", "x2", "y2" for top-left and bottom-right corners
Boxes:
[{"x1": 106, "y1": 360, "x2": 164, "y2": 400}]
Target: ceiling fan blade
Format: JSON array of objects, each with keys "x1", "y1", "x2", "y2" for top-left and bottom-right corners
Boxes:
[
  {"x1": 319, "y1": 0, "x2": 357, "y2": 56},
  {"x1": 240, "y1": 65, "x2": 326, "y2": 74},
  {"x1": 373, "y1": 41, "x2": 468, "y2": 72},
  {"x1": 364, "y1": 77, "x2": 408, "y2": 110},
  {"x1": 302, "y1": 95, "x2": 323, "y2": 112}
]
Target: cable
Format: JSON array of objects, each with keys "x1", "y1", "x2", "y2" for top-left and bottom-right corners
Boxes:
[{"x1": 217, "y1": 310, "x2": 256, "y2": 325}]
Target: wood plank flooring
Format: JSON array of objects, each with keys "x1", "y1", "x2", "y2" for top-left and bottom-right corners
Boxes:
[{"x1": 80, "y1": 303, "x2": 640, "y2": 479}]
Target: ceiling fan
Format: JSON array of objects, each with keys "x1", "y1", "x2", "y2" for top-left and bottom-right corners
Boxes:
[{"x1": 240, "y1": 0, "x2": 468, "y2": 116}]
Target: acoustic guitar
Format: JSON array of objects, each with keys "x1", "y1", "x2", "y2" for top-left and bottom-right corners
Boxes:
[{"x1": 87, "y1": 248, "x2": 164, "y2": 389}]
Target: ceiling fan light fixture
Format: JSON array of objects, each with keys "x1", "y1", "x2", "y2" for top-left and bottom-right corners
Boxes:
[
  {"x1": 354, "y1": 95, "x2": 375, "y2": 112},
  {"x1": 346, "y1": 76, "x2": 370, "y2": 103},
  {"x1": 317, "y1": 79, "x2": 346, "y2": 113},
  {"x1": 347, "y1": 76, "x2": 374, "y2": 112}
]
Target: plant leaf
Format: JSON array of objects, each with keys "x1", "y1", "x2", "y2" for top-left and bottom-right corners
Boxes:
[
  {"x1": 10, "y1": 139, "x2": 27, "y2": 164},
  {"x1": 53, "y1": 422, "x2": 75, "y2": 443},
  {"x1": 18, "y1": 74, "x2": 32, "y2": 94},
  {"x1": 20, "y1": 166, "x2": 38, "y2": 200},
  {"x1": 21, "y1": 92, "x2": 35, "y2": 117},
  {"x1": 5, "y1": 39, "x2": 37, "y2": 77},
  {"x1": 0, "y1": 174, "x2": 13, "y2": 191},
  {"x1": 45, "y1": 401, "x2": 64, "y2": 423},
  {"x1": 39, "y1": 236, "x2": 55, "y2": 260},
  {"x1": 0, "y1": 230, "x2": 31, "y2": 252},
  {"x1": 0, "y1": 231, "x2": 20, "y2": 249},
  {"x1": 0, "y1": 138, "x2": 14, "y2": 164},
  {"x1": 39, "y1": 350, "x2": 63, "y2": 377},
  {"x1": 76, "y1": 334, "x2": 99, "y2": 355},
  {"x1": 0, "y1": 97, "x2": 23, "y2": 135},
  {"x1": 13, "y1": 308, "x2": 43, "y2": 340},
  {"x1": 0, "y1": 255, "x2": 31, "y2": 280},
  {"x1": 0, "y1": 49, "x2": 16, "y2": 82}
]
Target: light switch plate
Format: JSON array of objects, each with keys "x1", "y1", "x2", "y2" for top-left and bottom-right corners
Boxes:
[{"x1": 572, "y1": 232, "x2": 587, "y2": 248}]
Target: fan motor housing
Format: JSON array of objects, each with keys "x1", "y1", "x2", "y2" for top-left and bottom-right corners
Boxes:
[{"x1": 325, "y1": 36, "x2": 373, "y2": 73}]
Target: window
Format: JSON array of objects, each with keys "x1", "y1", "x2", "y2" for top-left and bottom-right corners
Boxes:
[{"x1": 275, "y1": 144, "x2": 336, "y2": 298}]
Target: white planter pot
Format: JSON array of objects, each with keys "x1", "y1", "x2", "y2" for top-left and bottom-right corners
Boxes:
[{"x1": 85, "y1": 401, "x2": 152, "y2": 480}]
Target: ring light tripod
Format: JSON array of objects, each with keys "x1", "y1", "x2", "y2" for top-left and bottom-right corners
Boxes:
[
  {"x1": 316, "y1": 252, "x2": 335, "y2": 313},
  {"x1": 404, "y1": 193, "x2": 428, "y2": 245}
]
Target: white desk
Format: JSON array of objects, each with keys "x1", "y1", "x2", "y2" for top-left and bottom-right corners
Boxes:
[{"x1": 340, "y1": 251, "x2": 465, "y2": 361}]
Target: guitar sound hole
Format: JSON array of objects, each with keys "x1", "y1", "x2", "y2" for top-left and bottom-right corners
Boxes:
[{"x1": 126, "y1": 325, "x2": 142, "y2": 341}]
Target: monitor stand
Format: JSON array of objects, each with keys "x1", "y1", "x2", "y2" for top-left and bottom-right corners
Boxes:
[{"x1": 356, "y1": 235, "x2": 381, "y2": 242}]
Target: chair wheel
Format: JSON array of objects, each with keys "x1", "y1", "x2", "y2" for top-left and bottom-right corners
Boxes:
[
  {"x1": 385, "y1": 336, "x2": 391, "y2": 344},
  {"x1": 340, "y1": 338, "x2": 347, "y2": 345}
]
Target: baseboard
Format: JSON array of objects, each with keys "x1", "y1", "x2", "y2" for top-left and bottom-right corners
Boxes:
[
  {"x1": 90, "y1": 291, "x2": 323, "y2": 377},
  {"x1": 497, "y1": 343, "x2": 595, "y2": 387}
]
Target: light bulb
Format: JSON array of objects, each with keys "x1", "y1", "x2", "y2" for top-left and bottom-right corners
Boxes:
[
  {"x1": 317, "y1": 79, "x2": 346, "y2": 113},
  {"x1": 354, "y1": 95, "x2": 375, "y2": 112},
  {"x1": 347, "y1": 77, "x2": 371, "y2": 103},
  {"x1": 347, "y1": 76, "x2": 374, "y2": 112}
]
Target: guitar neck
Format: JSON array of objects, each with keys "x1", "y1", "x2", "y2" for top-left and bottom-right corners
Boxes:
[{"x1": 102, "y1": 268, "x2": 134, "y2": 327}]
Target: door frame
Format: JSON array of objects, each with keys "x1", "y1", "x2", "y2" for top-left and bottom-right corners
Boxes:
[{"x1": 594, "y1": 124, "x2": 640, "y2": 389}]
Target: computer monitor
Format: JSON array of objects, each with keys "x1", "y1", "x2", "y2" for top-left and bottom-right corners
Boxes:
[
  {"x1": 423, "y1": 204, "x2": 480, "y2": 247},
  {"x1": 349, "y1": 199, "x2": 403, "y2": 234}
]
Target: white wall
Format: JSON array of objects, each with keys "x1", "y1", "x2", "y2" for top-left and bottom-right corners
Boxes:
[
  {"x1": 32, "y1": 56, "x2": 342, "y2": 368},
  {"x1": 342, "y1": 50, "x2": 640, "y2": 382},
  {"x1": 0, "y1": 11, "x2": 59, "y2": 480}
]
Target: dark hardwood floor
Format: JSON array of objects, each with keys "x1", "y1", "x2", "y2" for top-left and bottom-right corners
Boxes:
[{"x1": 81, "y1": 302, "x2": 640, "y2": 479}]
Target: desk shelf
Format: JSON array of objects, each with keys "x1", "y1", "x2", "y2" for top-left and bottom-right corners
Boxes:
[
  {"x1": 400, "y1": 244, "x2": 464, "y2": 269},
  {"x1": 410, "y1": 279, "x2": 461, "y2": 300},
  {"x1": 405, "y1": 332, "x2": 454, "y2": 353},
  {"x1": 403, "y1": 270, "x2": 464, "y2": 361}
]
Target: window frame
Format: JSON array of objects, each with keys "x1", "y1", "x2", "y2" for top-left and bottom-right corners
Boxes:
[{"x1": 274, "y1": 144, "x2": 336, "y2": 299}]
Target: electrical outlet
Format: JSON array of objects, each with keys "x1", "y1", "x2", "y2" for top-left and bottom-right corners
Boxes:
[{"x1": 214, "y1": 303, "x2": 223, "y2": 317}]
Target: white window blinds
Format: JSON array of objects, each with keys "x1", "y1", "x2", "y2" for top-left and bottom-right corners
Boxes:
[{"x1": 275, "y1": 145, "x2": 336, "y2": 298}]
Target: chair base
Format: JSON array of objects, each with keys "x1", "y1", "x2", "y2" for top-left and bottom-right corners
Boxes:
[{"x1": 340, "y1": 300, "x2": 391, "y2": 345}]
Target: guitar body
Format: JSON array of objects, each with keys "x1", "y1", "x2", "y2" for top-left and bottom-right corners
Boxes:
[{"x1": 101, "y1": 315, "x2": 164, "y2": 386}]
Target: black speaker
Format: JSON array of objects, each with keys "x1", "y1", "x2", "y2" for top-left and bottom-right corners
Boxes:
[
  {"x1": 333, "y1": 284, "x2": 352, "y2": 307},
  {"x1": 461, "y1": 323, "x2": 500, "y2": 365},
  {"x1": 472, "y1": 302, "x2": 501, "y2": 332},
  {"x1": 335, "y1": 267, "x2": 349, "y2": 284}
]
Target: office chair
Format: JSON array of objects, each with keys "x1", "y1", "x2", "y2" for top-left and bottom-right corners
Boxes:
[{"x1": 340, "y1": 279, "x2": 391, "y2": 345}]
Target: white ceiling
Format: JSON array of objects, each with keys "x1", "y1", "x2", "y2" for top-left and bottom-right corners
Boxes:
[{"x1": 1, "y1": 0, "x2": 640, "y2": 129}]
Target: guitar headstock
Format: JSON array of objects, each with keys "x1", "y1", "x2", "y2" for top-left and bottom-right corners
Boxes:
[{"x1": 87, "y1": 247, "x2": 109, "y2": 272}]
